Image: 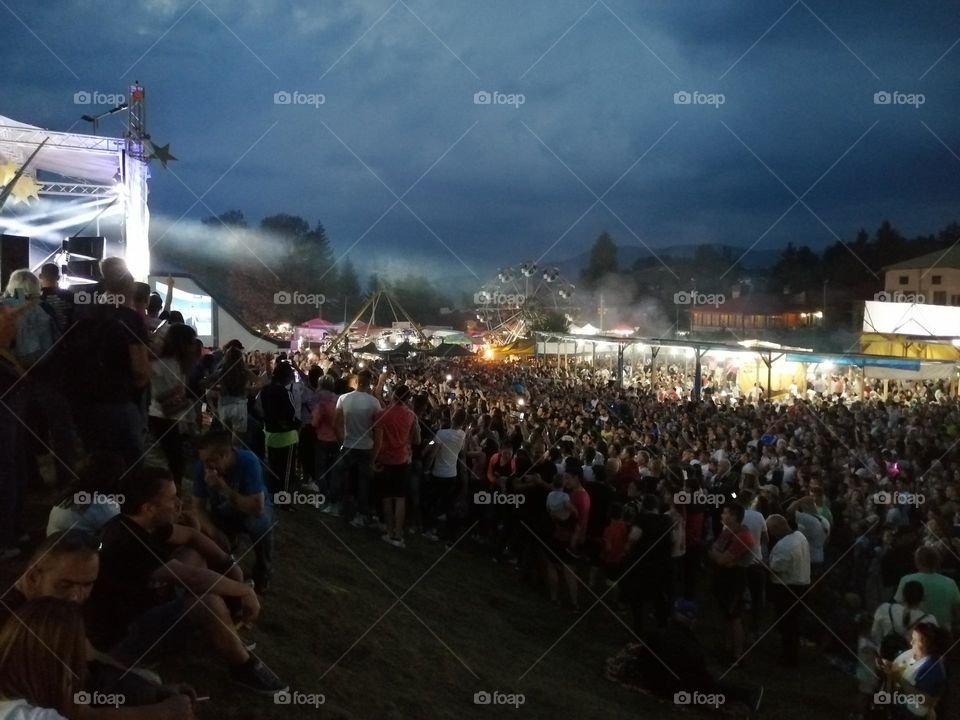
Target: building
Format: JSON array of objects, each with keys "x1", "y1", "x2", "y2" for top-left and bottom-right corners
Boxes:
[
  {"x1": 688, "y1": 291, "x2": 822, "y2": 337},
  {"x1": 883, "y1": 246, "x2": 960, "y2": 306}
]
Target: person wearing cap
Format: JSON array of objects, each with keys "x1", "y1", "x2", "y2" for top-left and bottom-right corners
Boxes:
[{"x1": 374, "y1": 383, "x2": 419, "y2": 547}]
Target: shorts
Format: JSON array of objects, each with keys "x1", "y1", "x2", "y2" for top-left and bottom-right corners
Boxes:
[
  {"x1": 714, "y1": 567, "x2": 747, "y2": 619},
  {"x1": 377, "y1": 463, "x2": 409, "y2": 499}
]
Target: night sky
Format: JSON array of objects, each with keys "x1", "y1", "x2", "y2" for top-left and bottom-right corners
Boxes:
[{"x1": 2, "y1": 0, "x2": 959, "y2": 282}]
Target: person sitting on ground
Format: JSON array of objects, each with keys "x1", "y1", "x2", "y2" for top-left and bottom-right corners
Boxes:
[
  {"x1": 604, "y1": 599, "x2": 762, "y2": 715},
  {"x1": 192, "y1": 431, "x2": 275, "y2": 593},
  {"x1": 5, "y1": 532, "x2": 196, "y2": 719},
  {"x1": 86, "y1": 466, "x2": 286, "y2": 695},
  {"x1": 47, "y1": 454, "x2": 125, "y2": 536},
  {"x1": 877, "y1": 622, "x2": 950, "y2": 718}
]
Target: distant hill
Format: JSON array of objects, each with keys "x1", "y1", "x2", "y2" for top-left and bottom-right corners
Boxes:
[{"x1": 436, "y1": 243, "x2": 782, "y2": 303}]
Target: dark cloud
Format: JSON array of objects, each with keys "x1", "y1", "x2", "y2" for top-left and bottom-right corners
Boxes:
[{"x1": 1, "y1": 0, "x2": 958, "y2": 285}]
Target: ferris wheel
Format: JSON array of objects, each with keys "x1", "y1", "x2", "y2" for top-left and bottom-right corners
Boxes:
[{"x1": 475, "y1": 261, "x2": 577, "y2": 343}]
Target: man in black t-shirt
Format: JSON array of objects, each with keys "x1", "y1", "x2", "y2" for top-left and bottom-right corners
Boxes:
[
  {"x1": 88, "y1": 466, "x2": 287, "y2": 695},
  {"x1": 68, "y1": 259, "x2": 150, "y2": 464},
  {"x1": 622, "y1": 494, "x2": 674, "y2": 634}
]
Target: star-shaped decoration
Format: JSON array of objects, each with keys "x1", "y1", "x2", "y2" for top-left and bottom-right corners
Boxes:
[
  {"x1": 147, "y1": 142, "x2": 177, "y2": 168},
  {"x1": 0, "y1": 161, "x2": 17, "y2": 186},
  {"x1": 10, "y1": 174, "x2": 40, "y2": 204}
]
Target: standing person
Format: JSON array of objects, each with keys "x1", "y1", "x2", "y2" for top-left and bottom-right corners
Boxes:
[
  {"x1": 0, "y1": 308, "x2": 26, "y2": 562},
  {"x1": 708, "y1": 503, "x2": 756, "y2": 662},
  {"x1": 375, "y1": 384, "x2": 419, "y2": 547},
  {"x1": 873, "y1": 581, "x2": 937, "y2": 658},
  {"x1": 148, "y1": 324, "x2": 199, "y2": 486},
  {"x1": 545, "y1": 468, "x2": 591, "y2": 613},
  {"x1": 312, "y1": 375, "x2": 341, "y2": 513},
  {"x1": 621, "y1": 494, "x2": 673, "y2": 634},
  {"x1": 66, "y1": 259, "x2": 150, "y2": 465},
  {"x1": 216, "y1": 347, "x2": 253, "y2": 438},
  {"x1": 335, "y1": 369, "x2": 382, "y2": 528},
  {"x1": 766, "y1": 514, "x2": 810, "y2": 667},
  {"x1": 37, "y1": 263, "x2": 74, "y2": 332},
  {"x1": 422, "y1": 410, "x2": 466, "y2": 542},
  {"x1": 297, "y1": 366, "x2": 321, "y2": 492},
  {"x1": 259, "y1": 361, "x2": 300, "y2": 503},
  {"x1": 738, "y1": 490, "x2": 768, "y2": 639},
  {"x1": 894, "y1": 546, "x2": 960, "y2": 633}
]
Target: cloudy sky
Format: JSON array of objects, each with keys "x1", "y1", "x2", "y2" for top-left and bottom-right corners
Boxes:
[{"x1": 2, "y1": 0, "x2": 959, "y2": 283}]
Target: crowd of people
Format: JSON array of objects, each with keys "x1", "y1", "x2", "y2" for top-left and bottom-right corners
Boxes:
[{"x1": 1, "y1": 256, "x2": 959, "y2": 718}]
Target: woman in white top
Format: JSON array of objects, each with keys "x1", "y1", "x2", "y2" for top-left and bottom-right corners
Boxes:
[
  {"x1": 147, "y1": 323, "x2": 199, "y2": 484},
  {"x1": 0, "y1": 598, "x2": 85, "y2": 720}
]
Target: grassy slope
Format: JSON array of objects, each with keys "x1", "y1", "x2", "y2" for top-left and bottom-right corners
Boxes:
[{"x1": 4, "y1": 474, "x2": 854, "y2": 720}]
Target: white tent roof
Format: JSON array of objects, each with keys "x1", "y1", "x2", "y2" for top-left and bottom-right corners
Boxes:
[
  {"x1": 0, "y1": 114, "x2": 124, "y2": 183},
  {"x1": 570, "y1": 322, "x2": 600, "y2": 336},
  {"x1": 862, "y1": 300, "x2": 960, "y2": 338}
]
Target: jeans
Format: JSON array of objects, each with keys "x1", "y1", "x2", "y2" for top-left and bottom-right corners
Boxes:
[
  {"x1": 314, "y1": 440, "x2": 340, "y2": 499},
  {"x1": 148, "y1": 416, "x2": 184, "y2": 484},
  {"x1": 213, "y1": 506, "x2": 275, "y2": 589},
  {"x1": 32, "y1": 379, "x2": 77, "y2": 485},
  {"x1": 422, "y1": 474, "x2": 458, "y2": 534},
  {"x1": 218, "y1": 396, "x2": 248, "y2": 435},
  {"x1": 338, "y1": 448, "x2": 373, "y2": 516},
  {"x1": 265, "y1": 443, "x2": 297, "y2": 496}
]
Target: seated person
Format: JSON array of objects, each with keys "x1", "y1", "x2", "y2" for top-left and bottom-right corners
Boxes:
[
  {"x1": 46, "y1": 454, "x2": 125, "y2": 536},
  {"x1": 86, "y1": 466, "x2": 286, "y2": 695},
  {"x1": 192, "y1": 432, "x2": 274, "y2": 593},
  {"x1": 8, "y1": 531, "x2": 194, "y2": 719},
  {"x1": 604, "y1": 600, "x2": 762, "y2": 714},
  {"x1": 0, "y1": 598, "x2": 194, "y2": 720}
]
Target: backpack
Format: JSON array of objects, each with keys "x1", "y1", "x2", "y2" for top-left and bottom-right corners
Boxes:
[{"x1": 880, "y1": 604, "x2": 931, "y2": 660}]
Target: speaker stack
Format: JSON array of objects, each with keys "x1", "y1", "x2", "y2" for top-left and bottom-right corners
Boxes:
[{"x1": 0, "y1": 234, "x2": 30, "y2": 291}]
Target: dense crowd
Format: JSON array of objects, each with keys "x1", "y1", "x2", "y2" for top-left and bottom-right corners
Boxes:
[{"x1": 0, "y1": 256, "x2": 958, "y2": 719}]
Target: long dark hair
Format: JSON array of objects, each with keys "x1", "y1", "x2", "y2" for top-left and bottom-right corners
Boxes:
[{"x1": 160, "y1": 323, "x2": 198, "y2": 373}]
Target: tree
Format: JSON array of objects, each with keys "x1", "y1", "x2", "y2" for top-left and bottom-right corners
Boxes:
[
  {"x1": 337, "y1": 258, "x2": 361, "y2": 300},
  {"x1": 582, "y1": 231, "x2": 618, "y2": 289}
]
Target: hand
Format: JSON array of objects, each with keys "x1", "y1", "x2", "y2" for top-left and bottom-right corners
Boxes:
[
  {"x1": 159, "y1": 693, "x2": 194, "y2": 720},
  {"x1": 239, "y1": 589, "x2": 261, "y2": 623},
  {"x1": 205, "y1": 469, "x2": 227, "y2": 493}
]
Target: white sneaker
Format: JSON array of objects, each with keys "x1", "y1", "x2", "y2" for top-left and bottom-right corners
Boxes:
[
  {"x1": 302, "y1": 481, "x2": 320, "y2": 493},
  {"x1": 349, "y1": 516, "x2": 366, "y2": 529},
  {"x1": 321, "y1": 503, "x2": 340, "y2": 515},
  {"x1": 421, "y1": 530, "x2": 439, "y2": 542},
  {"x1": 389, "y1": 537, "x2": 406, "y2": 549}
]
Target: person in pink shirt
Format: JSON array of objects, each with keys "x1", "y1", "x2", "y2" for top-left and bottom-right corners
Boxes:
[{"x1": 374, "y1": 385, "x2": 419, "y2": 547}]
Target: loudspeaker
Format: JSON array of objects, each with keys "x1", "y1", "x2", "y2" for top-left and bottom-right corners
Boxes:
[
  {"x1": 66, "y1": 258, "x2": 102, "y2": 282},
  {"x1": 65, "y1": 236, "x2": 105, "y2": 261},
  {"x1": 0, "y1": 234, "x2": 30, "y2": 291}
]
